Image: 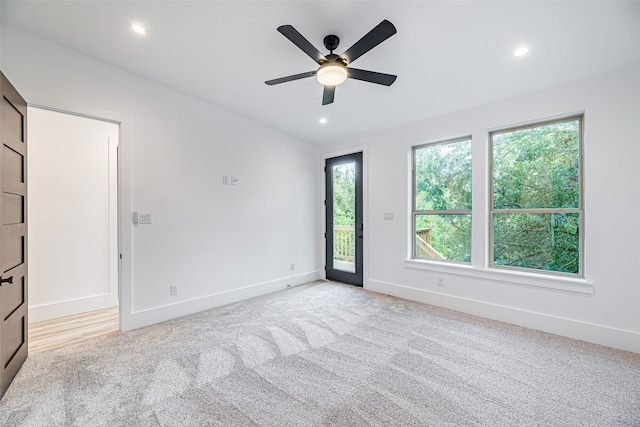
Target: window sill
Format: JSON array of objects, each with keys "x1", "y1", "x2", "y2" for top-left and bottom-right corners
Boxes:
[{"x1": 403, "y1": 259, "x2": 594, "y2": 295}]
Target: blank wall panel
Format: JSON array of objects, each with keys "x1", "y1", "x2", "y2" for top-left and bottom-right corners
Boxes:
[
  {"x1": 27, "y1": 107, "x2": 119, "y2": 322},
  {"x1": 1, "y1": 97, "x2": 24, "y2": 143},
  {"x1": 2, "y1": 276, "x2": 25, "y2": 321},
  {"x1": 3, "y1": 194, "x2": 24, "y2": 225},
  {"x1": 2, "y1": 237, "x2": 24, "y2": 274},
  {"x1": 3, "y1": 312, "x2": 25, "y2": 365}
]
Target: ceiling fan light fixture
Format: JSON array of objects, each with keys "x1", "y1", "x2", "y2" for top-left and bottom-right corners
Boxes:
[
  {"x1": 316, "y1": 63, "x2": 348, "y2": 86},
  {"x1": 265, "y1": 20, "x2": 397, "y2": 104}
]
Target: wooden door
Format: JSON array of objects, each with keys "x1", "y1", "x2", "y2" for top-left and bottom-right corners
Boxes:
[{"x1": 0, "y1": 72, "x2": 28, "y2": 400}]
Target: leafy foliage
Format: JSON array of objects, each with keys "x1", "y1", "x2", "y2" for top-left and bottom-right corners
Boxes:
[
  {"x1": 415, "y1": 140, "x2": 472, "y2": 211},
  {"x1": 493, "y1": 120, "x2": 580, "y2": 210},
  {"x1": 492, "y1": 119, "x2": 581, "y2": 274},
  {"x1": 413, "y1": 118, "x2": 582, "y2": 274},
  {"x1": 414, "y1": 139, "x2": 472, "y2": 262},
  {"x1": 332, "y1": 163, "x2": 356, "y2": 227},
  {"x1": 493, "y1": 213, "x2": 579, "y2": 273},
  {"x1": 415, "y1": 214, "x2": 471, "y2": 262}
]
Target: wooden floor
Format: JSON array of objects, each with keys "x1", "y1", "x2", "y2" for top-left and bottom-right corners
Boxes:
[{"x1": 28, "y1": 306, "x2": 120, "y2": 354}]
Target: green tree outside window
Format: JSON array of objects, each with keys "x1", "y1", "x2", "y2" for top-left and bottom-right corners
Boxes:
[
  {"x1": 491, "y1": 117, "x2": 583, "y2": 275},
  {"x1": 413, "y1": 138, "x2": 472, "y2": 262}
]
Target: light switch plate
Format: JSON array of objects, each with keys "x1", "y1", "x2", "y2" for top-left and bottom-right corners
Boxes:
[
  {"x1": 138, "y1": 212, "x2": 152, "y2": 224},
  {"x1": 383, "y1": 212, "x2": 394, "y2": 221}
]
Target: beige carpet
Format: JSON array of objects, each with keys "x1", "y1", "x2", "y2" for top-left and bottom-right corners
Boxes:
[{"x1": 1, "y1": 281, "x2": 639, "y2": 426}]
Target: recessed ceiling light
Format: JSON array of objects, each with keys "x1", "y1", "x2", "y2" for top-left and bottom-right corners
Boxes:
[
  {"x1": 132, "y1": 24, "x2": 146, "y2": 35},
  {"x1": 513, "y1": 47, "x2": 529, "y2": 57},
  {"x1": 319, "y1": 118, "x2": 328, "y2": 124}
]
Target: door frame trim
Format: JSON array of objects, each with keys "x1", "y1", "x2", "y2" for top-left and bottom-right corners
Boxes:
[{"x1": 320, "y1": 145, "x2": 368, "y2": 287}]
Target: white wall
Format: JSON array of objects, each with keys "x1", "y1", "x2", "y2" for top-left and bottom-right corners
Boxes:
[
  {"x1": 2, "y1": 25, "x2": 319, "y2": 330},
  {"x1": 323, "y1": 64, "x2": 640, "y2": 353},
  {"x1": 5, "y1": 22, "x2": 637, "y2": 353},
  {"x1": 27, "y1": 107, "x2": 119, "y2": 322}
]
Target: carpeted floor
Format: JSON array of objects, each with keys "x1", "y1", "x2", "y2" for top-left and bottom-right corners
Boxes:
[{"x1": 1, "y1": 281, "x2": 639, "y2": 426}]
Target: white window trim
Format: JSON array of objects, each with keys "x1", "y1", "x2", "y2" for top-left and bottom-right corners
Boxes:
[{"x1": 403, "y1": 258, "x2": 593, "y2": 294}]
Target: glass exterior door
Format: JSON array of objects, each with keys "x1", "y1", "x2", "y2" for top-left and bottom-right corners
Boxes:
[{"x1": 325, "y1": 153, "x2": 363, "y2": 286}]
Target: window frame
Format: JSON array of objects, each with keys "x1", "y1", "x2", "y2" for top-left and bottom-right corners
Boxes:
[
  {"x1": 411, "y1": 136, "x2": 473, "y2": 264},
  {"x1": 488, "y1": 114, "x2": 585, "y2": 278}
]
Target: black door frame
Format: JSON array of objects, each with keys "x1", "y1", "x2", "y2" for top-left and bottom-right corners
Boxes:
[{"x1": 325, "y1": 152, "x2": 363, "y2": 286}]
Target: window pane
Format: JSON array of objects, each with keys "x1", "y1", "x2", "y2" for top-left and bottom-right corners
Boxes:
[
  {"x1": 415, "y1": 139, "x2": 472, "y2": 211},
  {"x1": 493, "y1": 120, "x2": 580, "y2": 209},
  {"x1": 415, "y1": 214, "x2": 471, "y2": 262},
  {"x1": 332, "y1": 162, "x2": 356, "y2": 273},
  {"x1": 493, "y1": 213, "x2": 580, "y2": 274}
]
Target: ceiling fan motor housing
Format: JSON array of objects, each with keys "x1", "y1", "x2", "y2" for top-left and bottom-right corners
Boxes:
[
  {"x1": 323, "y1": 53, "x2": 347, "y2": 66},
  {"x1": 323, "y1": 35, "x2": 340, "y2": 53}
]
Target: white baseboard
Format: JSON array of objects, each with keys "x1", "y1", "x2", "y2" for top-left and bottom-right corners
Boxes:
[
  {"x1": 128, "y1": 271, "x2": 321, "y2": 330},
  {"x1": 29, "y1": 293, "x2": 116, "y2": 323},
  {"x1": 366, "y1": 278, "x2": 640, "y2": 354}
]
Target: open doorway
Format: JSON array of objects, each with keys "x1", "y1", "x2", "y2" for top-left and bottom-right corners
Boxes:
[{"x1": 27, "y1": 107, "x2": 120, "y2": 352}]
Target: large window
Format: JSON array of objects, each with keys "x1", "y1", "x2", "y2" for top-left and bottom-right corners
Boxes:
[
  {"x1": 413, "y1": 137, "x2": 472, "y2": 262},
  {"x1": 490, "y1": 116, "x2": 583, "y2": 276}
]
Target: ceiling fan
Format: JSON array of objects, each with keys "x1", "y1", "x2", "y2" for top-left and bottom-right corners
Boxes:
[{"x1": 265, "y1": 20, "x2": 397, "y2": 105}]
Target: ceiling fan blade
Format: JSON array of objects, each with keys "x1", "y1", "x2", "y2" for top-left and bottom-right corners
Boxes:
[
  {"x1": 277, "y1": 25, "x2": 327, "y2": 64},
  {"x1": 341, "y1": 20, "x2": 396, "y2": 65},
  {"x1": 348, "y1": 68, "x2": 397, "y2": 86},
  {"x1": 265, "y1": 71, "x2": 315, "y2": 86},
  {"x1": 322, "y1": 86, "x2": 335, "y2": 105}
]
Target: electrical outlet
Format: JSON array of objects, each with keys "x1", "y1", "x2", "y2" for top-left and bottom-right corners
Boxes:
[
  {"x1": 170, "y1": 284, "x2": 178, "y2": 296},
  {"x1": 437, "y1": 277, "x2": 445, "y2": 287},
  {"x1": 222, "y1": 176, "x2": 229, "y2": 185},
  {"x1": 290, "y1": 264, "x2": 295, "y2": 271}
]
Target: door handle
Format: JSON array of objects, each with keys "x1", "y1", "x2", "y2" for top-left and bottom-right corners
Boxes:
[{"x1": 0, "y1": 276, "x2": 13, "y2": 286}]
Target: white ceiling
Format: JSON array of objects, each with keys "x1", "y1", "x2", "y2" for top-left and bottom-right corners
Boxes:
[{"x1": 2, "y1": 1, "x2": 640, "y2": 145}]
